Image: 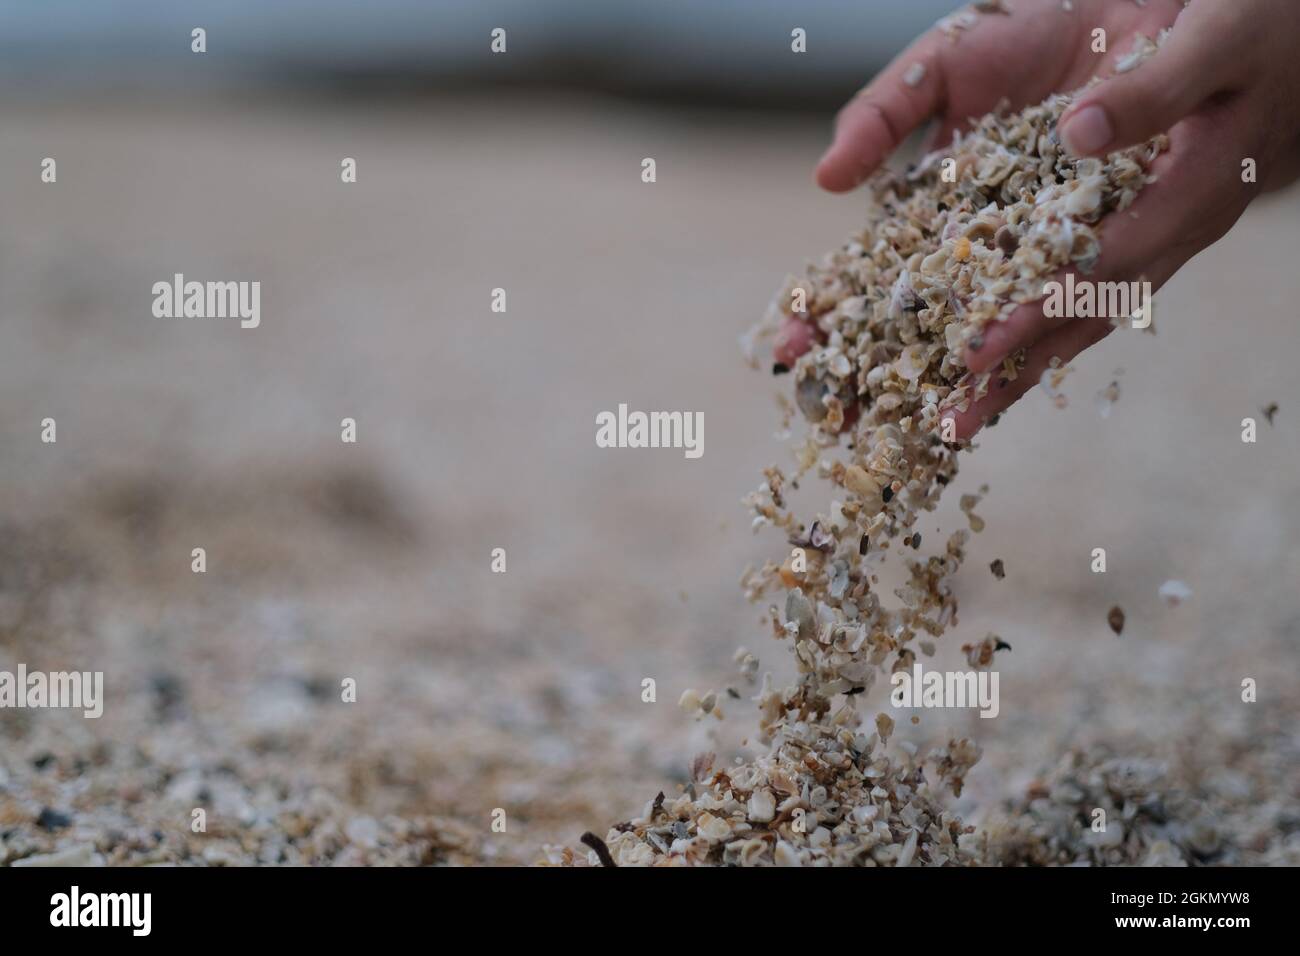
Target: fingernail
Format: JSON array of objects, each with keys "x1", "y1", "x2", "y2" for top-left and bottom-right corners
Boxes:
[{"x1": 1060, "y1": 105, "x2": 1113, "y2": 156}]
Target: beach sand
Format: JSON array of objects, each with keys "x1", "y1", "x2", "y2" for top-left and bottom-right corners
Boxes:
[{"x1": 2, "y1": 92, "x2": 1297, "y2": 865}]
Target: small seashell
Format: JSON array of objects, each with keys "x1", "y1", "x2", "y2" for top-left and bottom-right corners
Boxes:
[
  {"x1": 897, "y1": 343, "x2": 929, "y2": 382},
  {"x1": 875, "y1": 712, "x2": 895, "y2": 741},
  {"x1": 1096, "y1": 379, "x2": 1121, "y2": 417},
  {"x1": 696, "y1": 812, "x2": 732, "y2": 843},
  {"x1": 690, "y1": 751, "x2": 715, "y2": 782},
  {"x1": 843, "y1": 465, "x2": 881, "y2": 499},
  {"x1": 774, "y1": 840, "x2": 802, "y2": 867},
  {"x1": 888, "y1": 270, "x2": 919, "y2": 319},
  {"x1": 1158, "y1": 580, "x2": 1192, "y2": 608},
  {"x1": 795, "y1": 376, "x2": 830, "y2": 422},
  {"x1": 994, "y1": 224, "x2": 1019, "y2": 255},
  {"x1": 1065, "y1": 174, "x2": 1105, "y2": 219},
  {"x1": 747, "y1": 788, "x2": 777, "y2": 823},
  {"x1": 896, "y1": 828, "x2": 919, "y2": 867},
  {"x1": 785, "y1": 589, "x2": 816, "y2": 638}
]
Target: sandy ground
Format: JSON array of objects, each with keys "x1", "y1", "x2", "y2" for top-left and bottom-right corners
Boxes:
[{"x1": 1, "y1": 92, "x2": 1297, "y2": 865}]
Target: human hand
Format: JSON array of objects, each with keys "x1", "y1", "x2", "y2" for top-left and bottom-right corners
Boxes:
[{"x1": 778, "y1": 0, "x2": 1300, "y2": 438}]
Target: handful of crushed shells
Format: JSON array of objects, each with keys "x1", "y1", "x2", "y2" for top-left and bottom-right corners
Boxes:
[{"x1": 574, "y1": 77, "x2": 1167, "y2": 866}]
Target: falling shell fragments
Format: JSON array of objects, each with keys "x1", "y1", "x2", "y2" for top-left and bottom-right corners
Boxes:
[
  {"x1": 1108, "y1": 606, "x2": 1126, "y2": 636},
  {"x1": 577, "y1": 56, "x2": 1168, "y2": 867}
]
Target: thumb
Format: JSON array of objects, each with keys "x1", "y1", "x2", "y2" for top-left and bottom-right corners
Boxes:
[{"x1": 1059, "y1": 27, "x2": 1231, "y2": 157}]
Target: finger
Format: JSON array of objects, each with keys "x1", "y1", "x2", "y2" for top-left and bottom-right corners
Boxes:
[
  {"x1": 815, "y1": 33, "x2": 949, "y2": 192},
  {"x1": 774, "y1": 315, "x2": 817, "y2": 367},
  {"x1": 965, "y1": 244, "x2": 1178, "y2": 376},
  {"x1": 965, "y1": 108, "x2": 1252, "y2": 374},
  {"x1": 943, "y1": 314, "x2": 1117, "y2": 442},
  {"x1": 946, "y1": 221, "x2": 1199, "y2": 441},
  {"x1": 1058, "y1": 7, "x2": 1241, "y2": 158}
]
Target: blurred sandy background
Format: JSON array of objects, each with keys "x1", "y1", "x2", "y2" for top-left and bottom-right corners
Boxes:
[{"x1": 1, "y1": 2, "x2": 1297, "y2": 865}]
